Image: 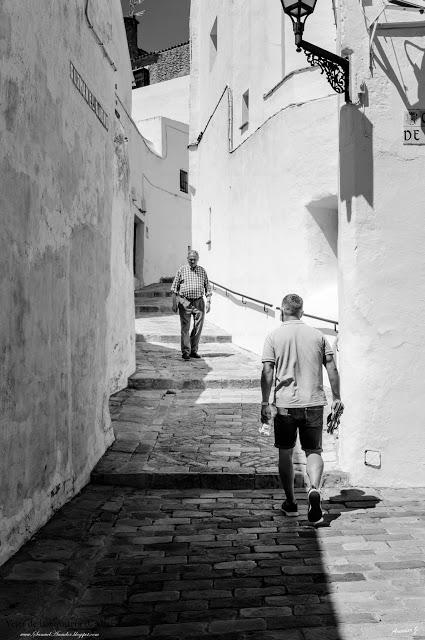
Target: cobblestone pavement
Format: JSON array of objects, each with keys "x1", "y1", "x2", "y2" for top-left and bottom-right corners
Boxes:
[
  {"x1": 2, "y1": 307, "x2": 425, "y2": 639},
  {"x1": 93, "y1": 385, "x2": 340, "y2": 487},
  {"x1": 1, "y1": 485, "x2": 425, "y2": 640},
  {"x1": 93, "y1": 312, "x2": 341, "y2": 487}
]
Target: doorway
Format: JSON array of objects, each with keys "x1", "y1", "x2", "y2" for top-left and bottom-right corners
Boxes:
[{"x1": 133, "y1": 217, "x2": 145, "y2": 289}]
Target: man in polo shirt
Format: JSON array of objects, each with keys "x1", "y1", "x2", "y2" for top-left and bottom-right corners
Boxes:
[
  {"x1": 260, "y1": 293, "x2": 343, "y2": 525},
  {"x1": 171, "y1": 250, "x2": 212, "y2": 360}
]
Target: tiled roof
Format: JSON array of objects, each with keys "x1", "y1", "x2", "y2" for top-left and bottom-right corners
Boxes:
[{"x1": 152, "y1": 41, "x2": 190, "y2": 54}]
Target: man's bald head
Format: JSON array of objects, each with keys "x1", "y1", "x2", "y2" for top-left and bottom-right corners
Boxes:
[{"x1": 187, "y1": 250, "x2": 199, "y2": 269}]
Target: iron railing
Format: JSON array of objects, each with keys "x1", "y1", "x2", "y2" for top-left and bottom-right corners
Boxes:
[
  {"x1": 210, "y1": 281, "x2": 273, "y2": 313},
  {"x1": 276, "y1": 308, "x2": 338, "y2": 333},
  {"x1": 210, "y1": 280, "x2": 338, "y2": 331}
]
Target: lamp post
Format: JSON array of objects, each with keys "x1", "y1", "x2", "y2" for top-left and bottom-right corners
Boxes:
[{"x1": 280, "y1": 0, "x2": 350, "y2": 103}]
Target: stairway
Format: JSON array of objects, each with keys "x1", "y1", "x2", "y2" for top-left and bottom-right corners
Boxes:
[
  {"x1": 134, "y1": 281, "x2": 174, "y2": 315},
  {"x1": 92, "y1": 281, "x2": 347, "y2": 490}
]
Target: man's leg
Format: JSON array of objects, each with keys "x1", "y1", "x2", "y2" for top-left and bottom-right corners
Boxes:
[
  {"x1": 178, "y1": 301, "x2": 191, "y2": 357},
  {"x1": 278, "y1": 448, "x2": 296, "y2": 504},
  {"x1": 301, "y1": 407, "x2": 325, "y2": 525},
  {"x1": 274, "y1": 412, "x2": 298, "y2": 513},
  {"x1": 190, "y1": 298, "x2": 205, "y2": 355},
  {"x1": 305, "y1": 452, "x2": 324, "y2": 490}
]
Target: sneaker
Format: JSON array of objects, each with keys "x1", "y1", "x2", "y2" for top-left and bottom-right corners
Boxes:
[
  {"x1": 182, "y1": 353, "x2": 190, "y2": 360},
  {"x1": 190, "y1": 352, "x2": 201, "y2": 358},
  {"x1": 282, "y1": 500, "x2": 298, "y2": 517},
  {"x1": 308, "y1": 488, "x2": 323, "y2": 525}
]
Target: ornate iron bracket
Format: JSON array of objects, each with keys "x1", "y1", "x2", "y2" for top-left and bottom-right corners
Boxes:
[{"x1": 299, "y1": 39, "x2": 350, "y2": 103}]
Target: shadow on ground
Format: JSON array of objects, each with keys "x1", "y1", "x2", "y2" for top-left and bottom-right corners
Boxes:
[{"x1": 0, "y1": 485, "x2": 382, "y2": 639}]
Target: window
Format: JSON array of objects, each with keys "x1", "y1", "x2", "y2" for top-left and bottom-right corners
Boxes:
[
  {"x1": 180, "y1": 169, "x2": 188, "y2": 193},
  {"x1": 240, "y1": 90, "x2": 249, "y2": 133},
  {"x1": 209, "y1": 17, "x2": 218, "y2": 70}
]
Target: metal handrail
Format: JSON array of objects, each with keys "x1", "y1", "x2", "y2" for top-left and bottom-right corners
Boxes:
[
  {"x1": 210, "y1": 280, "x2": 338, "y2": 330},
  {"x1": 276, "y1": 307, "x2": 338, "y2": 332},
  {"x1": 210, "y1": 280, "x2": 273, "y2": 312}
]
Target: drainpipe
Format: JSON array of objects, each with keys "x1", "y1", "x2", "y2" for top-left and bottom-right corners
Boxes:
[
  {"x1": 227, "y1": 86, "x2": 233, "y2": 152},
  {"x1": 85, "y1": 0, "x2": 117, "y2": 71}
]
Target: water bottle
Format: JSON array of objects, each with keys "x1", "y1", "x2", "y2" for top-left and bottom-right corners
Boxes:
[
  {"x1": 259, "y1": 403, "x2": 276, "y2": 437},
  {"x1": 259, "y1": 422, "x2": 272, "y2": 436}
]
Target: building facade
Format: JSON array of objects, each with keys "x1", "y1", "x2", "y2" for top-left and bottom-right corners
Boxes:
[
  {"x1": 190, "y1": 0, "x2": 425, "y2": 487},
  {"x1": 125, "y1": 14, "x2": 191, "y2": 287},
  {"x1": 0, "y1": 0, "x2": 139, "y2": 563},
  {"x1": 127, "y1": 112, "x2": 191, "y2": 287},
  {"x1": 124, "y1": 17, "x2": 190, "y2": 88},
  {"x1": 337, "y1": 0, "x2": 425, "y2": 486},
  {"x1": 189, "y1": 0, "x2": 339, "y2": 354}
]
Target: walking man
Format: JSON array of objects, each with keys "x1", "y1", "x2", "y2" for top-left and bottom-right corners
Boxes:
[
  {"x1": 261, "y1": 293, "x2": 343, "y2": 525},
  {"x1": 171, "y1": 250, "x2": 212, "y2": 360}
]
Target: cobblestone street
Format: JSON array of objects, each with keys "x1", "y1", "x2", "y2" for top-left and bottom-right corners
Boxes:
[
  {"x1": 1, "y1": 485, "x2": 425, "y2": 639},
  {"x1": 93, "y1": 313, "x2": 342, "y2": 488},
  {"x1": 1, "y1": 311, "x2": 424, "y2": 639}
]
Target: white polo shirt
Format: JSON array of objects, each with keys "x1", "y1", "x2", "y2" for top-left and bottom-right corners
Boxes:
[{"x1": 262, "y1": 320, "x2": 333, "y2": 408}]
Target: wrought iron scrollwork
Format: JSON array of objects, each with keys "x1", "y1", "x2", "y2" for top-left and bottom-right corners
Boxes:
[
  {"x1": 299, "y1": 40, "x2": 350, "y2": 103},
  {"x1": 303, "y1": 51, "x2": 346, "y2": 94}
]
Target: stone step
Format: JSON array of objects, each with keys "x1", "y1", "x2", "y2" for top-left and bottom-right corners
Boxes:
[
  {"x1": 136, "y1": 332, "x2": 232, "y2": 343},
  {"x1": 135, "y1": 290, "x2": 172, "y2": 298},
  {"x1": 135, "y1": 315, "x2": 232, "y2": 343},
  {"x1": 127, "y1": 374, "x2": 260, "y2": 390},
  {"x1": 91, "y1": 469, "x2": 349, "y2": 490},
  {"x1": 135, "y1": 304, "x2": 173, "y2": 314},
  {"x1": 135, "y1": 281, "x2": 173, "y2": 295}
]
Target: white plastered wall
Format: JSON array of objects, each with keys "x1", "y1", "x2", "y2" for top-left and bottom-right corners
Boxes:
[
  {"x1": 131, "y1": 81, "x2": 191, "y2": 285},
  {"x1": 190, "y1": 0, "x2": 339, "y2": 355},
  {"x1": 337, "y1": 1, "x2": 425, "y2": 486}
]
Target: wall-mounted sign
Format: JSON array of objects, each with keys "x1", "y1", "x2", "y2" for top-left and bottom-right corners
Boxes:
[
  {"x1": 403, "y1": 109, "x2": 425, "y2": 145},
  {"x1": 70, "y1": 61, "x2": 109, "y2": 131}
]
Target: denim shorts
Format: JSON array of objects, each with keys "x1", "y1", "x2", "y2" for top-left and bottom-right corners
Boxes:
[{"x1": 274, "y1": 407, "x2": 324, "y2": 453}]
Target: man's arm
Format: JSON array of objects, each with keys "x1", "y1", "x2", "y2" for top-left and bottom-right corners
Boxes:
[
  {"x1": 172, "y1": 293, "x2": 178, "y2": 313},
  {"x1": 324, "y1": 354, "x2": 343, "y2": 411},
  {"x1": 261, "y1": 362, "x2": 275, "y2": 423},
  {"x1": 171, "y1": 269, "x2": 181, "y2": 313},
  {"x1": 204, "y1": 270, "x2": 212, "y2": 313}
]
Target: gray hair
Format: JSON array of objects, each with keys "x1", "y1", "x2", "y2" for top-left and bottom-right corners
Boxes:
[
  {"x1": 281, "y1": 293, "x2": 303, "y2": 316},
  {"x1": 188, "y1": 250, "x2": 199, "y2": 258}
]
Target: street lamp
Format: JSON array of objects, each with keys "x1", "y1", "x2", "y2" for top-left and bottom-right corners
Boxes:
[{"x1": 280, "y1": 0, "x2": 350, "y2": 103}]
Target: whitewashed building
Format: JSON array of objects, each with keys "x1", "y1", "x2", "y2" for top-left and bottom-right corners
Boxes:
[
  {"x1": 190, "y1": 0, "x2": 425, "y2": 487},
  {"x1": 0, "y1": 0, "x2": 143, "y2": 563},
  {"x1": 189, "y1": 0, "x2": 339, "y2": 354},
  {"x1": 338, "y1": 0, "x2": 425, "y2": 486},
  {"x1": 125, "y1": 17, "x2": 192, "y2": 286},
  {"x1": 131, "y1": 89, "x2": 191, "y2": 286}
]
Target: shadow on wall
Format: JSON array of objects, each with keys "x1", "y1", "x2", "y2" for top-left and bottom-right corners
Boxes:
[
  {"x1": 339, "y1": 105, "x2": 374, "y2": 223},
  {"x1": 306, "y1": 195, "x2": 338, "y2": 257},
  {"x1": 374, "y1": 34, "x2": 425, "y2": 111}
]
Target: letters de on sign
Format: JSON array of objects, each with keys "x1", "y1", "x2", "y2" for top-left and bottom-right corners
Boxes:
[{"x1": 403, "y1": 110, "x2": 425, "y2": 145}]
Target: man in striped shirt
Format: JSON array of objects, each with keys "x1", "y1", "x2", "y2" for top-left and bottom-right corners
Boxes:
[{"x1": 171, "y1": 250, "x2": 212, "y2": 360}]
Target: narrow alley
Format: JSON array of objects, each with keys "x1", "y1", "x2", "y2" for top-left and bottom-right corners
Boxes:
[
  {"x1": 1, "y1": 290, "x2": 425, "y2": 639},
  {"x1": 2, "y1": 0, "x2": 425, "y2": 637}
]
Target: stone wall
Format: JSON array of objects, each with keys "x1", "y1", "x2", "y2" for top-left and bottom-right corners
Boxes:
[
  {"x1": 149, "y1": 43, "x2": 190, "y2": 84},
  {"x1": 0, "y1": 0, "x2": 135, "y2": 564}
]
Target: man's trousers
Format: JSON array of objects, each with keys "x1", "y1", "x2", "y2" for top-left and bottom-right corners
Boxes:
[{"x1": 178, "y1": 297, "x2": 205, "y2": 356}]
